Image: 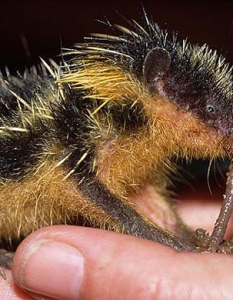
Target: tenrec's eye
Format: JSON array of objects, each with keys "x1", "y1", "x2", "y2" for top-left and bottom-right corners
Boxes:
[{"x1": 206, "y1": 104, "x2": 215, "y2": 114}]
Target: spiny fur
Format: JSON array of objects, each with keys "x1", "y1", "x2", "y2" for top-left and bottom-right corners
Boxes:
[
  {"x1": 65, "y1": 17, "x2": 232, "y2": 98},
  {"x1": 63, "y1": 15, "x2": 233, "y2": 138},
  {"x1": 0, "y1": 13, "x2": 232, "y2": 263}
]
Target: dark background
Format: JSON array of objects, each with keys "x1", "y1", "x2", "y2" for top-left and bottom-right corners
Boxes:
[{"x1": 0, "y1": 1, "x2": 233, "y2": 72}]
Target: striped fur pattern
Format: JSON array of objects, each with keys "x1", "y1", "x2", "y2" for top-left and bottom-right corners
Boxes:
[{"x1": 0, "y1": 12, "x2": 233, "y2": 267}]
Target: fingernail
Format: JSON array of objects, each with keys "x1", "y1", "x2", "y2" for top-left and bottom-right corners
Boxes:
[{"x1": 17, "y1": 239, "x2": 84, "y2": 300}]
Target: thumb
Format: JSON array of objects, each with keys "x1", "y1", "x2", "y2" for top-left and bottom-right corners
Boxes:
[{"x1": 12, "y1": 225, "x2": 233, "y2": 300}]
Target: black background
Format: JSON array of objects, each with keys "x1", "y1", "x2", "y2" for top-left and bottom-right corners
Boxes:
[{"x1": 0, "y1": 1, "x2": 233, "y2": 72}]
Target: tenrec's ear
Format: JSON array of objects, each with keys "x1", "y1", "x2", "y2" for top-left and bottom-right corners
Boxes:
[{"x1": 143, "y1": 47, "x2": 171, "y2": 88}]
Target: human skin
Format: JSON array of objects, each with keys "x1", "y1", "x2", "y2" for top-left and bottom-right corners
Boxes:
[{"x1": 1, "y1": 189, "x2": 233, "y2": 300}]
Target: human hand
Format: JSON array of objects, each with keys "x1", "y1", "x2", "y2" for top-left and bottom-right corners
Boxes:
[{"x1": 1, "y1": 190, "x2": 233, "y2": 300}]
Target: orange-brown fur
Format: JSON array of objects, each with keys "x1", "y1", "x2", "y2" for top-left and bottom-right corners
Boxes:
[
  {"x1": 59, "y1": 63, "x2": 227, "y2": 234},
  {"x1": 0, "y1": 57, "x2": 227, "y2": 244},
  {"x1": 0, "y1": 158, "x2": 122, "y2": 241},
  {"x1": 63, "y1": 64, "x2": 225, "y2": 185},
  {"x1": 0, "y1": 15, "x2": 232, "y2": 260}
]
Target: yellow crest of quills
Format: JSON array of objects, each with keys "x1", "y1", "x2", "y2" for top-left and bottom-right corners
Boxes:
[{"x1": 0, "y1": 10, "x2": 233, "y2": 269}]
